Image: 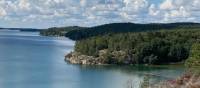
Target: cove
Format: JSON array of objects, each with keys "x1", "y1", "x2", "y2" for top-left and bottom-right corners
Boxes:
[{"x1": 0, "y1": 30, "x2": 184, "y2": 88}]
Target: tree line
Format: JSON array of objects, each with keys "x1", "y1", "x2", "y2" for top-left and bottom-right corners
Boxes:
[
  {"x1": 40, "y1": 26, "x2": 85, "y2": 36},
  {"x1": 65, "y1": 22, "x2": 200, "y2": 40},
  {"x1": 40, "y1": 22, "x2": 200, "y2": 65}
]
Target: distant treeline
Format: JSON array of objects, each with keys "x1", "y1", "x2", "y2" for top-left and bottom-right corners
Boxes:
[
  {"x1": 40, "y1": 26, "x2": 86, "y2": 36},
  {"x1": 75, "y1": 29, "x2": 200, "y2": 65},
  {"x1": 0, "y1": 28, "x2": 41, "y2": 32},
  {"x1": 65, "y1": 22, "x2": 200, "y2": 40}
]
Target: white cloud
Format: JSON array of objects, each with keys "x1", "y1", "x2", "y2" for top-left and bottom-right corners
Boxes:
[
  {"x1": 160, "y1": 0, "x2": 174, "y2": 10},
  {"x1": 120, "y1": 0, "x2": 148, "y2": 21},
  {"x1": 0, "y1": 7, "x2": 6, "y2": 16},
  {"x1": 0, "y1": 0, "x2": 200, "y2": 28},
  {"x1": 80, "y1": 0, "x2": 87, "y2": 7},
  {"x1": 122, "y1": 0, "x2": 148, "y2": 13},
  {"x1": 149, "y1": 4, "x2": 159, "y2": 16},
  {"x1": 157, "y1": 0, "x2": 200, "y2": 23},
  {"x1": 18, "y1": 0, "x2": 31, "y2": 10},
  {"x1": 171, "y1": 6, "x2": 190, "y2": 17}
]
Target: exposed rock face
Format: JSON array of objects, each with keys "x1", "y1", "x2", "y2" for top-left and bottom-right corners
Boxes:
[
  {"x1": 65, "y1": 49, "x2": 133, "y2": 65},
  {"x1": 65, "y1": 52, "x2": 103, "y2": 65}
]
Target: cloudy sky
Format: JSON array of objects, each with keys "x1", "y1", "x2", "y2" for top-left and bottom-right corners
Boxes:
[{"x1": 0, "y1": 0, "x2": 200, "y2": 28}]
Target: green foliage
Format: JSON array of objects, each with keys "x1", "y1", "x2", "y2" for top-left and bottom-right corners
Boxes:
[
  {"x1": 40, "y1": 26, "x2": 85, "y2": 36},
  {"x1": 75, "y1": 29, "x2": 200, "y2": 64},
  {"x1": 185, "y1": 43, "x2": 200, "y2": 67}
]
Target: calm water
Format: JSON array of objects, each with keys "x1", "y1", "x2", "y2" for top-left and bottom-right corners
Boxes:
[{"x1": 0, "y1": 30, "x2": 185, "y2": 88}]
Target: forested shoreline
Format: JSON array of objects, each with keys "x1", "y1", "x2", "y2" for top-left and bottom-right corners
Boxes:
[
  {"x1": 66, "y1": 29, "x2": 200, "y2": 65},
  {"x1": 39, "y1": 22, "x2": 200, "y2": 65},
  {"x1": 40, "y1": 22, "x2": 200, "y2": 87}
]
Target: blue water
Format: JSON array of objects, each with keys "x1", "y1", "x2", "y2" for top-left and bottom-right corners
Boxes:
[{"x1": 0, "y1": 30, "x2": 185, "y2": 88}]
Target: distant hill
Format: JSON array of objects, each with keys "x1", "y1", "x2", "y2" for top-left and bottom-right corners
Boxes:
[
  {"x1": 40, "y1": 26, "x2": 86, "y2": 36},
  {"x1": 65, "y1": 22, "x2": 200, "y2": 40},
  {"x1": 0, "y1": 28, "x2": 41, "y2": 32}
]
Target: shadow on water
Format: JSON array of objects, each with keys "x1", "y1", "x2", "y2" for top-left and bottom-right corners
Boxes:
[{"x1": 68, "y1": 64, "x2": 185, "y2": 78}]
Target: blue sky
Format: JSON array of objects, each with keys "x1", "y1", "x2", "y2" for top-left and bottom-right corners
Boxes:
[{"x1": 0, "y1": 0, "x2": 199, "y2": 28}]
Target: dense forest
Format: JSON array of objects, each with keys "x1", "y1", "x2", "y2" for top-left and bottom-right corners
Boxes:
[
  {"x1": 65, "y1": 22, "x2": 200, "y2": 40},
  {"x1": 73, "y1": 29, "x2": 200, "y2": 65},
  {"x1": 40, "y1": 26, "x2": 86, "y2": 36}
]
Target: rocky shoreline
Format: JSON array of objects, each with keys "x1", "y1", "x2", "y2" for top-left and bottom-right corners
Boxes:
[
  {"x1": 65, "y1": 49, "x2": 133, "y2": 65},
  {"x1": 65, "y1": 52, "x2": 104, "y2": 65},
  {"x1": 151, "y1": 70, "x2": 200, "y2": 88}
]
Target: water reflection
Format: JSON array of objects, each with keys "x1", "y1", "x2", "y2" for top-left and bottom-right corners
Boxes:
[{"x1": 71, "y1": 65, "x2": 185, "y2": 88}]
